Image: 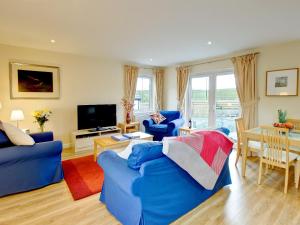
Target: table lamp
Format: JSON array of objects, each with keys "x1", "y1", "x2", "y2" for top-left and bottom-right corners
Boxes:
[{"x1": 10, "y1": 110, "x2": 24, "y2": 128}]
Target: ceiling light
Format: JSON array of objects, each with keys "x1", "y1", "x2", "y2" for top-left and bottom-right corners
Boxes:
[
  {"x1": 207, "y1": 41, "x2": 213, "y2": 45},
  {"x1": 149, "y1": 58, "x2": 153, "y2": 62},
  {"x1": 50, "y1": 39, "x2": 56, "y2": 43}
]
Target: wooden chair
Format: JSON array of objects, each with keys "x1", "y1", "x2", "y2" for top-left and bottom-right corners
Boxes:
[
  {"x1": 287, "y1": 118, "x2": 300, "y2": 132},
  {"x1": 258, "y1": 126, "x2": 299, "y2": 194},
  {"x1": 235, "y1": 118, "x2": 261, "y2": 166}
]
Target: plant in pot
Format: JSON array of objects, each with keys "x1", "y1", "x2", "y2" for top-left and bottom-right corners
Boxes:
[
  {"x1": 32, "y1": 109, "x2": 52, "y2": 132},
  {"x1": 121, "y1": 98, "x2": 134, "y2": 124}
]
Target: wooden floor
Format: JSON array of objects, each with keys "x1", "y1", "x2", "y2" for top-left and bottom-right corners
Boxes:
[{"x1": 1, "y1": 149, "x2": 300, "y2": 225}]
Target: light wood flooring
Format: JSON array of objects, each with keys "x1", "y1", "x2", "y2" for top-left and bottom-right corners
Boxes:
[{"x1": 1, "y1": 149, "x2": 300, "y2": 225}]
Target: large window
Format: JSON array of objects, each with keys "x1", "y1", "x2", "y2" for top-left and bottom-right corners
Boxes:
[
  {"x1": 188, "y1": 71, "x2": 240, "y2": 132},
  {"x1": 134, "y1": 76, "x2": 153, "y2": 112}
]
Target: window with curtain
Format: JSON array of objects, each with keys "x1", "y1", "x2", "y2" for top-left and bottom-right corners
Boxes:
[
  {"x1": 134, "y1": 75, "x2": 154, "y2": 112},
  {"x1": 187, "y1": 70, "x2": 240, "y2": 132}
]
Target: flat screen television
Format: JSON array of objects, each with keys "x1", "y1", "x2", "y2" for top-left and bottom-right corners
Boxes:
[{"x1": 77, "y1": 104, "x2": 117, "y2": 130}]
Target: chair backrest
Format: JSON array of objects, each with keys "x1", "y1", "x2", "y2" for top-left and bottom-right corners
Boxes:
[
  {"x1": 235, "y1": 118, "x2": 245, "y2": 146},
  {"x1": 159, "y1": 111, "x2": 181, "y2": 123},
  {"x1": 260, "y1": 126, "x2": 289, "y2": 164},
  {"x1": 286, "y1": 118, "x2": 300, "y2": 130}
]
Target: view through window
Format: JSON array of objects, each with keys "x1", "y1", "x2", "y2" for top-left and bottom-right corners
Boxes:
[
  {"x1": 189, "y1": 72, "x2": 240, "y2": 132},
  {"x1": 134, "y1": 76, "x2": 153, "y2": 112}
]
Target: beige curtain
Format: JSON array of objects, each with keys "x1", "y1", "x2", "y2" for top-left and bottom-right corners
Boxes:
[
  {"x1": 154, "y1": 68, "x2": 164, "y2": 111},
  {"x1": 231, "y1": 53, "x2": 258, "y2": 129},
  {"x1": 176, "y1": 66, "x2": 190, "y2": 112},
  {"x1": 123, "y1": 65, "x2": 139, "y2": 120}
]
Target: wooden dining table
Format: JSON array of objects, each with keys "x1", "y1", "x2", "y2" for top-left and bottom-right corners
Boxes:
[{"x1": 242, "y1": 127, "x2": 300, "y2": 177}]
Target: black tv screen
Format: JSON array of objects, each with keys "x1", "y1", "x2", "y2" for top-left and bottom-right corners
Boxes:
[{"x1": 77, "y1": 104, "x2": 116, "y2": 130}]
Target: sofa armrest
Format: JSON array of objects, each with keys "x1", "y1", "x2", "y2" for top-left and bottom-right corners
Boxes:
[
  {"x1": 167, "y1": 118, "x2": 185, "y2": 130},
  {"x1": 143, "y1": 119, "x2": 154, "y2": 129},
  {"x1": 30, "y1": 132, "x2": 54, "y2": 143},
  {"x1": 0, "y1": 140, "x2": 62, "y2": 165},
  {"x1": 98, "y1": 150, "x2": 141, "y2": 194}
]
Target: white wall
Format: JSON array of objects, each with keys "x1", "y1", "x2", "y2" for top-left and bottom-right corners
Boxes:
[
  {"x1": 164, "y1": 41, "x2": 300, "y2": 125},
  {"x1": 0, "y1": 44, "x2": 123, "y2": 147}
]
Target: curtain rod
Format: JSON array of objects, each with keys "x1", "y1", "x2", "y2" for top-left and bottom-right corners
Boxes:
[{"x1": 187, "y1": 52, "x2": 260, "y2": 68}]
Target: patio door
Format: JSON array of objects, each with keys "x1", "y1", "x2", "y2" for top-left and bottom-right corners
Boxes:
[{"x1": 187, "y1": 71, "x2": 240, "y2": 132}]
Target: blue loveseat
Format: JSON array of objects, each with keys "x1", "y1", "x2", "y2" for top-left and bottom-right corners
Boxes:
[
  {"x1": 143, "y1": 110, "x2": 184, "y2": 141},
  {"x1": 98, "y1": 142, "x2": 231, "y2": 225},
  {"x1": 0, "y1": 131, "x2": 64, "y2": 197}
]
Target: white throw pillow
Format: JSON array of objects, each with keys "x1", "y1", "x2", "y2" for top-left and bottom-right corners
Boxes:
[
  {"x1": 0, "y1": 122, "x2": 35, "y2": 146},
  {"x1": 118, "y1": 139, "x2": 155, "y2": 159}
]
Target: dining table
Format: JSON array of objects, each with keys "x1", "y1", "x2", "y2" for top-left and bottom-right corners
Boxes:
[{"x1": 241, "y1": 127, "x2": 300, "y2": 177}]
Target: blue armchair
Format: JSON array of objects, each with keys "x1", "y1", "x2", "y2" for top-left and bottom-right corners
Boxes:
[
  {"x1": 143, "y1": 110, "x2": 184, "y2": 141},
  {"x1": 98, "y1": 148, "x2": 231, "y2": 225},
  {"x1": 0, "y1": 131, "x2": 64, "y2": 197}
]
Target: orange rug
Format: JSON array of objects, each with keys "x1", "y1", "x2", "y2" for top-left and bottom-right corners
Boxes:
[{"x1": 62, "y1": 155, "x2": 104, "y2": 200}]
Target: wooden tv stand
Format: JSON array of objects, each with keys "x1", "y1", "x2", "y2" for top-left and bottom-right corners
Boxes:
[{"x1": 72, "y1": 127, "x2": 121, "y2": 152}]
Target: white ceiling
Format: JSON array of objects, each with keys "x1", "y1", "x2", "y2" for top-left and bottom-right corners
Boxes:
[{"x1": 0, "y1": 0, "x2": 300, "y2": 66}]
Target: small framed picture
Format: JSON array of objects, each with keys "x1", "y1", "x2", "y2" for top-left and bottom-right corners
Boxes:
[
  {"x1": 10, "y1": 62, "x2": 60, "y2": 99},
  {"x1": 266, "y1": 68, "x2": 299, "y2": 96}
]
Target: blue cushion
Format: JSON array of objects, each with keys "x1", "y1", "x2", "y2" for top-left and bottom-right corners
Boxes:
[
  {"x1": 128, "y1": 142, "x2": 164, "y2": 170},
  {"x1": 216, "y1": 127, "x2": 230, "y2": 136},
  {"x1": 160, "y1": 110, "x2": 181, "y2": 124},
  {"x1": 0, "y1": 130, "x2": 13, "y2": 148},
  {"x1": 148, "y1": 124, "x2": 168, "y2": 133}
]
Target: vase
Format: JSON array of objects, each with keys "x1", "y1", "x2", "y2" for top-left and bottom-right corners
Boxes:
[
  {"x1": 39, "y1": 124, "x2": 45, "y2": 133},
  {"x1": 126, "y1": 112, "x2": 131, "y2": 124}
]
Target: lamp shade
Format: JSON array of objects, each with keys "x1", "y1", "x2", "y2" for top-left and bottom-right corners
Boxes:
[
  {"x1": 0, "y1": 102, "x2": 2, "y2": 110},
  {"x1": 10, "y1": 110, "x2": 25, "y2": 121}
]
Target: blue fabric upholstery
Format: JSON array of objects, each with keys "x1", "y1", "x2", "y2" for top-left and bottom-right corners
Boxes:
[
  {"x1": 128, "y1": 142, "x2": 164, "y2": 170},
  {"x1": 0, "y1": 130, "x2": 13, "y2": 148},
  {"x1": 143, "y1": 111, "x2": 184, "y2": 141},
  {"x1": 216, "y1": 127, "x2": 230, "y2": 136},
  {"x1": 0, "y1": 131, "x2": 63, "y2": 197},
  {"x1": 30, "y1": 132, "x2": 54, "y2": 143},
  {"x1": 98, "y1": 149, "x2": 231, "y2": 225}
]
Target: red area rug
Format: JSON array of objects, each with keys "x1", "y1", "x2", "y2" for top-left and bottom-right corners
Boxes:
[{"x1": 62, "y1": 155, "x2": 104, "y2": 200}]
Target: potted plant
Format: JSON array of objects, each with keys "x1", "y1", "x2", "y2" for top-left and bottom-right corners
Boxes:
[
  {"x1": 32, "y1": 109, "x2": 52, "y2": 132},
  {"x1": 121, "y1": 98, "x2": 134, "y2": 124}
]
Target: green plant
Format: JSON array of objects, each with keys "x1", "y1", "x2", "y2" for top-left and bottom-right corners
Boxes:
[{"x1": 278, "y1": 109, "x2": 287, "y2": 123}]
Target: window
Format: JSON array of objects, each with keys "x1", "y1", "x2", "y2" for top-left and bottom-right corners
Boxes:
[
  {"x1": 134, "y1": 76, "x2": 153, "y2": 112},
  {"x1": 187, "y1": 71, "x2": 240, "y2": 132}
]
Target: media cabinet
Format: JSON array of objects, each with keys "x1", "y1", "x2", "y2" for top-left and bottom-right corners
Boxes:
[{"x1": 72, "y1": 127, "x2": 121, "y2": 152}]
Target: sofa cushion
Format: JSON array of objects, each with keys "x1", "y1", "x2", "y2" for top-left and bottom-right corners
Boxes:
[
  {"x1": 159, "y1": 111, "x2": 181, "y2": 124},
  {"x1": 0, "y1": 122, "x2": 35, "y2": 146},
  {"x1": 118, "y1": 139, "x2": 155, "y2": 160},
  {"x1": 0, "y1": 130, "x2": 13, "y2": 148},
  {"x1": 148, "y1": 124, "x2": 168, "y2": 133},
  {"x1": 150, "y1": 112, "x2": 166, "y2": 124},
  {"x1": 128, "y1": 142, "x2": 164, "y2": 170}
]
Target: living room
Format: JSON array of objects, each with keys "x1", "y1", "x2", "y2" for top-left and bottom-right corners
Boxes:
[{"x1": 1, "y1": 1, "x2": 300, "y2": 225}]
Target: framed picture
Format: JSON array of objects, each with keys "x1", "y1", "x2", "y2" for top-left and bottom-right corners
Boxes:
[
  {"x1": 266, "y1": 68, "x2": 299, "y2": 96},
  {"x1": 10, "y1": 62, "x2": 60, "y2": 99}
]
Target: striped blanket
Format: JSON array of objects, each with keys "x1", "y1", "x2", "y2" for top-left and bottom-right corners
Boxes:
[{"x1": 162, "y1": 130, "x2": 233, "y2": 190}]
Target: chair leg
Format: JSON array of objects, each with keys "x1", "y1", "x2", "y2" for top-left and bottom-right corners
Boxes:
[
  {"x1": 265, "y1": 163, "x2": 269, "y2": 175},
  {"x1": 258, "y1": 159, "x2": 263, "y2": 185},
  {"x1": 235, "y1": 146, "x2": 241, "y2": 166},
  {"x1": 284, "y1": 167, "x2": 289, "y2": 194},
  {"x1": 295, "y1": 161, "x2": 300, "y2": 189}
]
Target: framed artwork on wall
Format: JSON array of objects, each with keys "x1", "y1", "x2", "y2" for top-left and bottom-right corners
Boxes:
[
  {"x1": 266, "y1": 68, "x2": 299, "y2": 96},
  {"x1": 9, "y1": 62, "x2": 60, "y2": 99}
]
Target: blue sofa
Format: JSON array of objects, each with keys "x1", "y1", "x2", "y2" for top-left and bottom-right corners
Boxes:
[
  {"x1": 98, "y1": 146, "x2": 231, "y2": 225},
  {"x1": 0, "y1": 131, "x2": 64, "y2": 197},
  {"x1": 143, "y1": 110, "x2": 184, "y2": 141}
]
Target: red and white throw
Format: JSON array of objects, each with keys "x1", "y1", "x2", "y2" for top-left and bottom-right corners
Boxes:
[{"x1": 162, "y1": 130, "x2": 233, "y2": 190}]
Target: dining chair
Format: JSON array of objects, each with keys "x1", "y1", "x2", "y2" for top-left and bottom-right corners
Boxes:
[
  {"x1": 235, "y1": 118, "x2": 261, "y2": 166},
  {"x1": 258, "y1": 126, "x2": 299, "y2": 194},
  {"x1": 287, "y1": 118, "x2": 300, "y2": 131}
]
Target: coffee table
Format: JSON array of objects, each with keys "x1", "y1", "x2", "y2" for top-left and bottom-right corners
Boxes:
[{"x1": 93, "y1": 132, "x2": 154, "y2": 161}]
